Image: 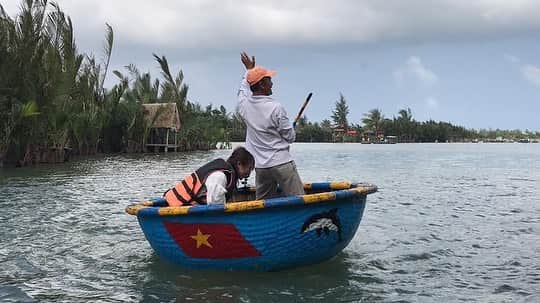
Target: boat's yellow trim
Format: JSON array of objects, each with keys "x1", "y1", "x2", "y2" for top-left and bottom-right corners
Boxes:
[
  {"x1": 330, "y1": 182, "x2": 352, "y2": 190},
  {"x1": 351, "y1": 186, "x2": 372, "y2": 195},
  {"x1": 225, "y1": 200, "x2": 265, "y2": 212},
  {"x1": 142, "y1": 200, "x2": 154, "y2": 206},
  {"x1": 303, "y1": 181, "x2": 351, "y2": 191},
  {"x1": 302, "y1": 192, "x2": 336, "y2": 204},
  {"x1": 158, "y1": 206, "x2": 191, "y2": 216},
  {"x1": 126, "y1": 204, "x2": 147, "y2": 215}
]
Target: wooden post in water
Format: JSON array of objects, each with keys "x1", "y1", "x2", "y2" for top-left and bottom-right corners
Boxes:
[
  {"x1": 165, "y1": 129, "x2": 169, "y2": 153},
  {"x1": 174, "y1": 131, "x2": 177, "y2": 152}
]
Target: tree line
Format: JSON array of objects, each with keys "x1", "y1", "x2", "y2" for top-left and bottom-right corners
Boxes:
[
  {"x1": 1, "y1": 0, "x2": 230, "y2": 166},
  {"x1": 294, "y1": 94, "x2": 539, "y2": 143}
]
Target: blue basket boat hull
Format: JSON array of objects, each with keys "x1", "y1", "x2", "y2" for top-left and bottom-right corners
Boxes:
[{"x1": 127, "y1": 182, "x2": 376, "y2": 271}]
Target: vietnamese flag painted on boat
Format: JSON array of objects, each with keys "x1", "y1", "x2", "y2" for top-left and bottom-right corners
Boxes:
[{"x1": 164, "y1": 222, "x2": 261, "y2": 259}]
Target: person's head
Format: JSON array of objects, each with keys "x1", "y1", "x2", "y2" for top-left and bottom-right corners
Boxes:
[
  {"x1": 247, "y1": 66, "x2": 276, "y2": 96},
  {"x1": 226, "y1": 146, "x2": 255, "y2": 179}
]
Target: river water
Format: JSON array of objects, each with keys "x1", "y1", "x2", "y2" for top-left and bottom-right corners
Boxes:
[{"x1": 1, "y1": 143, "x2": 539, "y2": 302}]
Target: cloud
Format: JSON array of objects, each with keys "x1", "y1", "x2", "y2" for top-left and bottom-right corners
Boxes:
[
  {"x1": 4, "y1": 0, "x2": 540, "y2": 50},
  {"x1": 521, "y1": 65, "x2": 540, "y2": 86},
  {"x1": 426, "y1": 97, "x2": 439, "y2": 109},
  {"x1": 394, "y1": 56, "x2": 439, "y2": 86}
]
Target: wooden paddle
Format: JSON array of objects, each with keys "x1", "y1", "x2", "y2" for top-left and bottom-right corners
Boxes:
[{"x1": 294, "y1": 92, "x2": 313, "y2": 125}]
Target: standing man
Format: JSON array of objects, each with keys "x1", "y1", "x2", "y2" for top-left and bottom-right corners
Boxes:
[{"x1": 236, "y1": 51, "x2": 304, "y2": 199}]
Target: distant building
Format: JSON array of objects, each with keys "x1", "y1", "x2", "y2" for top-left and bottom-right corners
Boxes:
[
  {"x1": 142, "y1": 103, "x2": 181, "y2": 152},
  {"x1": 331, "y1": 124, "x2": 346, "y2": 142},
  {"x1": 385, "y1": 135, "x2": 397, "y2": 144}
]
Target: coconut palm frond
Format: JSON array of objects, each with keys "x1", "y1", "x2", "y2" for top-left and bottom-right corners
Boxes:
[
  {"x1": 153, "y1": 53, "x2": 175, "y2": 85},
  {"x1": 125, "y1": 63, "x2": 139, "y2": 78},
  {"x1": 98, "y1": 23, "x2": 113, "y2": 93},
  {"x1": 20, "y1": 100, "x2": 40, "y2": 118},
  {"x1": 113, "y1": 70, "x2": 124, "y2": 80}
]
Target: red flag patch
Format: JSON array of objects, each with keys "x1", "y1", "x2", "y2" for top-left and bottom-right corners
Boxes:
[{"x1": 164, "y1": 223, "x2": 261, "y2": 259}]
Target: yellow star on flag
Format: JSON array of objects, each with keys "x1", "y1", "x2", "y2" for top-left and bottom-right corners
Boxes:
[{"x1": 190, "y1": 228, "x2": 212, "y2": 248}]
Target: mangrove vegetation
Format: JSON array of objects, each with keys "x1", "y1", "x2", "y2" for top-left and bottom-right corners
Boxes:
[{"x1": 0, "y1": 0, "x2": 231, "y2": 166}]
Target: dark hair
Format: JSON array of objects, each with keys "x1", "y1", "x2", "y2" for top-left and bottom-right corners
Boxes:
[
  {"x1": 249, "y1": 81, "x2": 263, "y2": 92},
  {"x1": 249, "y1": 76, "x2": 270, "y2": 93},
  {"x1": 227, "y1": 146, "x2": 254, "y2": 168}
]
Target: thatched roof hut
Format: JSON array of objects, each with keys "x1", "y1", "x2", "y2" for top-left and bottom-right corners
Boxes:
[
  {"x1": 142, "y1": 103, "x2": 181, "y2": 152},
  {"x1": 142, "y1": 103, "x2": 181, "y2": 131}
]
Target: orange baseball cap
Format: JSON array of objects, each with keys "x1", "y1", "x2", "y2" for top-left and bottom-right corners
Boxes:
[{"x1": 246, "y1": 66, "x2": 276, "y2": 85}]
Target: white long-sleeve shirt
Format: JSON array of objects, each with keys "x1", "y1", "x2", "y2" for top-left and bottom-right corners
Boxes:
[
  {"x1": 236, "y1": 72, "x2": 296, "y2": 168},
  {"x1": 204, "y1": 171, "x2": 228, "y2": 204}
]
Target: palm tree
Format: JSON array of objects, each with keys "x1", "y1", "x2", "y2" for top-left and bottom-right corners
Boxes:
[
  {"x1": 68, "y1": 22, "x2": 114, "y2": 155},
  {"x1": 123, "y1": 64, "x2": 160, "y2": 104},
  {"x1": 0, "y1": 0, "x2": 117, "y2": 163},
  {"x1": 362, "y1": 108, "x2": 384, "y2": 134},
  {"x1": 153, "y1": 54, "x2": 189, "y2": 121},
  {"x1": 398, "y1": 108, "x2": 413, "y2": 122},
  {"x1": 395, "y1": 107, "x2": 415, "y2": 142}
]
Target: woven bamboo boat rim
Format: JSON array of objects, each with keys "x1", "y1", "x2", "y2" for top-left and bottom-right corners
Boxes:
[{"x1": 126, "y1": 182, "x2": 377, "y2": 217}]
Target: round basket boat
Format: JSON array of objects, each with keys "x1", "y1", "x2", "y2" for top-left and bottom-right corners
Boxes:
[{"x1": 126, "y1": 182, "x2": 377, "y2": 271}]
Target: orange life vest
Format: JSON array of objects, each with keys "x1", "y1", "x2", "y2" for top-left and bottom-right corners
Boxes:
[{"x1": 164, "y1": 159, "x2": 237, "y2": 206}]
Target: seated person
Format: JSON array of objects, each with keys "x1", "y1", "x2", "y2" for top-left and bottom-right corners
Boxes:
[{"x1": 164, "y1": 147, "x2": 255, "y2": 206}]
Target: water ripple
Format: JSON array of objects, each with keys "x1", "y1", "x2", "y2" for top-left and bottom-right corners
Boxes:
[{"x1": 1, "y1": 143, "x2": 539, "y2": 302}]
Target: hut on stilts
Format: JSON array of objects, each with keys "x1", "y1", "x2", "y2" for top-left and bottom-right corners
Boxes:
[{"x1": 142, "y1": 103, "x2": 181, "y2": 152}]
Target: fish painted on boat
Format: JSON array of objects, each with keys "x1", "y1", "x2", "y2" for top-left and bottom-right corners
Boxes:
[{"x1": 301, "y1": 208, "x2": 342, "y2": 241}]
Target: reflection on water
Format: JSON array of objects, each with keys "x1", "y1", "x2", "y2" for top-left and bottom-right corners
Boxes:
[
  {"x1": 137, "y1": 252, "x2": 384, "y2": 303},
  {"x1": 1, "y1": 143, "x2": 540, "y2": 302}
]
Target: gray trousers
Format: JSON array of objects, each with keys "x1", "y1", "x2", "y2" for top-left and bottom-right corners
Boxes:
[{"x1": 255, "y1": 161, "x2": 305, "y2": 199}]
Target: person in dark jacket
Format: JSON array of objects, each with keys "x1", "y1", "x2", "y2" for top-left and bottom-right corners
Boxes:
[{"x1": 164, "y1": 147, "x2": 254, "y2": 206}]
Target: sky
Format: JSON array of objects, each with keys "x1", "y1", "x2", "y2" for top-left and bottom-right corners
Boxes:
[{"x1": 3, "y1": 0, "x2": 540, "y2": 131}]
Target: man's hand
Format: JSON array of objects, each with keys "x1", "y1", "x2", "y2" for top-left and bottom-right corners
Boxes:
[{"x1": 241, "y1": 51, "x2": 255, "y2": 70}]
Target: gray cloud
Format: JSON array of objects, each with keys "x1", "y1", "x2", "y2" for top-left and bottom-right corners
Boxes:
[
  {"x1": 5, "y1": 0, "x2": 540, "y2": 50},
  {"x1": 394, "y1": 56, "x2": 439, "y2": 86}
]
